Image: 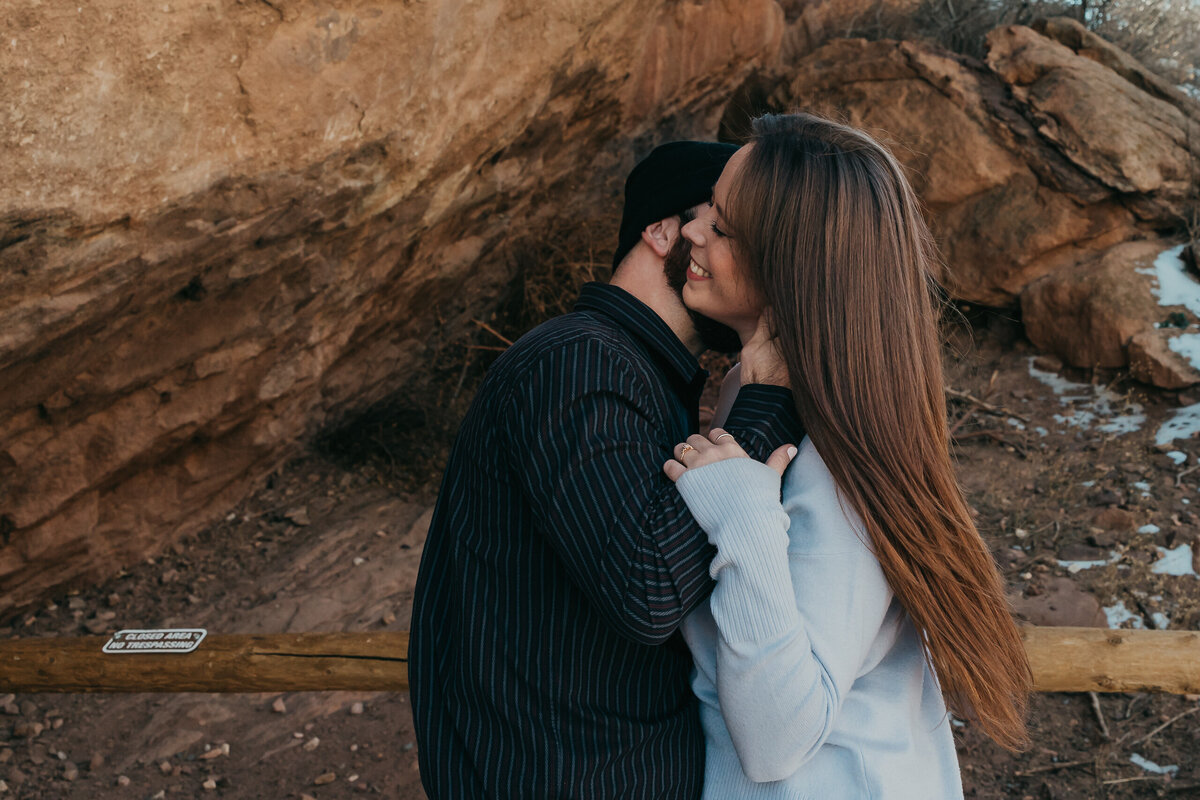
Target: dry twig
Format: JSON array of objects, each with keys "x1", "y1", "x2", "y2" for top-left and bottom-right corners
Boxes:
[
  {"x1": 471, "y1": 318, "x2": 514, "y2": 347},
  {"x1": 1090, "y1": 692, "x2": 1111, "y2": 739},
  {"x1": 1123, "y1": 705, "x2": 1200, "y2": 748},
  {"x1": 1013, "y1": 758, "x2": 1093, "y2": 777}
]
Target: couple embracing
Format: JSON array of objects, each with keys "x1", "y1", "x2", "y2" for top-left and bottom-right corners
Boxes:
[{"x1": 410, "y1": 113, "x2": 1031, "y2": 799}]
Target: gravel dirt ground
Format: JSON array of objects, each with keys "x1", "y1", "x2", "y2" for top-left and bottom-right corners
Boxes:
[{"x1": 4, "y1": 304, "x2": 1200, "y2": 799}]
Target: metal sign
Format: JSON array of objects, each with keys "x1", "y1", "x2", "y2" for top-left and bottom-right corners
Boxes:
[{"x1": 102, "y1": 628, "x2": 207, "y2": 654}]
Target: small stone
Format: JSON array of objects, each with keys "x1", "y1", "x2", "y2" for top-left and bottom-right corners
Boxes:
[
  {"x1": 12, "y1": 721, "x2": 42, "y2": 738},
  {"x1": 284, "y1": 507, "x2": 310, "y2": 526},
  {"x1": 55, "y1": 750, "x2": 66, "y2": 760},
  {"x1": 349, "y1": 744, "x2": 358, "y2": 752},
  {"x1": 28, "y1": 744, "x2": 46, "y2": 765},
  {"x1": 348, "y1": 773, "x2": 359, "y2": 782},
  {"x1": 67, "y1": 597, "x2": 85, "y2": 610},
  {"x1": 0, "y1": 703, "x2": 16, "y2": 716},
  {"x1": 303, "y1": 737, "x2": 320, "y2": 752},
  {"x1": 0, "y1": 750, "x2": 9, "y2": 764},
  {"x1": 352, "y1": 556, "x2": 366, "y2": 566},
  {"x1": 89, "y1": 752, "x2": 104, "y2": 770},
  {"x1": 105, "y1": 593, "x2": 121, "y2": 607},
  {"x1": 0, "y1": 696, "x2": 11, "y2": 708},
  {"x1": 5, "y1": 768, "x2": 23, "y2": 787},
  {"x1": 301, "y1": 794, "x2": 318, "y2": 800},
  {"x1": 202, "y1": 777, "x2": 217, "y2": 790},
  {"x1": 160, "y1": 569, "x2": 179, "y2": 584},
  {"x1": 1094, "y1": 507, "x2": 1136, "y2": 531},
  {"x1": 51, "y1": 717, "x2": 63, "y2": 730},
  {"x1": 1033, "y1": 354, "x2": 1063, "y2": 373},
  {"x1": 381, "y1": 611, "x2": 396, "y2": 625},
  {"x1": 292, "y1": 732, "x2": 304, "y2": 739},
  {"x1": 271, "y1": 697, "x2": 287, "y2": 713},
  {"x1": 159, "y1": 760, "x2": 173, "y2": 774},
  {"x1": 349, "y1": 702, "x2": 364, "y2": 715},
  {"x1": 62, "y1": 762, "x2": 78, "y2": 781},
  {"x1": 116, "y1": 775, "x2": 130, "y2": 787},
  {"x1": 0, "y1": 778, "x2": 7, "y2": 793},
  {"x1": 83, "y1": 617, "x2": 109, "y2": 635},
  {"x1": 18, "y1": 701, "x2": 36, "y2": 718},
  {"x1": 151, "y1": 791, "x2": 166, "y2": 800},
  {"x1": 314, "y1": 771, "x2": 337, "y2": 785}
]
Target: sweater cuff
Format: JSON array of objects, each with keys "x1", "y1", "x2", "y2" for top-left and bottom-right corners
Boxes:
[
  {"x1": 722, "y1": 385, "x2": 806, "y2": 463},
  {"x1": 676, "y1": 459, "x2": 799, "y2": 642}
]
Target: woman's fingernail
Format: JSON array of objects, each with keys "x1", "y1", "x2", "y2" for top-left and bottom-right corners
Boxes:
[{"x1": 787, "y1": 446, "x2": 797, "y2": 459}]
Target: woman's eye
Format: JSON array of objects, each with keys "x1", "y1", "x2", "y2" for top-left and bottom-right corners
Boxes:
[{"x1": 709, "y1": 221, "x2": 726, "y2": 238}]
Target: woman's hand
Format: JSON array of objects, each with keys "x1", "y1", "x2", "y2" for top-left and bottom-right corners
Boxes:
[
  {"x1": 663, "y1": 428, "x2": 797, "y2": 482},
  {"x1": 739, "y1": 313, "x2": 789, "y2": 387}
]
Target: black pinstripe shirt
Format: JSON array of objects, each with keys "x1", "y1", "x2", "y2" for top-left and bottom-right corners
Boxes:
[{"x1": 410, "y1": 283, "x2": 805, "y2": 799}]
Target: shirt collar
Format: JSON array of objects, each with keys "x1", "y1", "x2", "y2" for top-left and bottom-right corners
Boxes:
[{"x1": 573, "y1": 282, "x2": 704, "y2": 386}]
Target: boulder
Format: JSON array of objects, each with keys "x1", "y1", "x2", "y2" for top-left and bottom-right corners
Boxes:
[
  {"x1": 986, "y1": 23, "x2": 1197, "y2": 224},
  {"x1": 1020, "y1": 241, "x2": 1163, "y2": 368},
  {"x1": 1128, "y1": 329, "x2": 1200, "y2": 390}
]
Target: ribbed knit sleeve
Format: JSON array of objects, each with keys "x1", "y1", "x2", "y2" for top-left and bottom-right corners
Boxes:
[{"x1": 675, "y1": 459, "x2": 798, "y2": 643}]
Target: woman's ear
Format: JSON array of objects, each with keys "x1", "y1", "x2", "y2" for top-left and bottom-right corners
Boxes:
[{"x1": 640, "y1": 216, "x2": 680, "y2": 259}]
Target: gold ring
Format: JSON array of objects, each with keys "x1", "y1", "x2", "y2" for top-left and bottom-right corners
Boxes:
[
  {"x1": 714, "y1": 433, "x2": 734, "y2": 443},
  {"x1": 678, "y1": 443, "x2": 696, "y2": 463}
]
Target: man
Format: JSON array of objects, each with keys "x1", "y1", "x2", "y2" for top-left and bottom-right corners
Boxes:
[{"x1": 410, "y1": 141, "x2": 805, "y2": 798}]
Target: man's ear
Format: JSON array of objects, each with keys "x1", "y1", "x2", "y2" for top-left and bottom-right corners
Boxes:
[{"x1": 640, "y1": 216, "x2": 680, "y2": 259}]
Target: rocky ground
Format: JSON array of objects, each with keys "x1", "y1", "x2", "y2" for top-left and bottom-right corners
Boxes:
[{"x1": 4, "y1": 301, "x2": 1200, "y2": 799}]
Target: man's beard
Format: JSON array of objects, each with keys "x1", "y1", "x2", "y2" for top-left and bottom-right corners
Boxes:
[{"x1": 663, "y1": 235, "x2": 743, "y2": 354}]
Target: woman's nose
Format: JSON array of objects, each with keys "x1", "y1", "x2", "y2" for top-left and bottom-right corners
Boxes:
[{"x1": 682, "y1": 216, "x2": 703, "y2": 247}]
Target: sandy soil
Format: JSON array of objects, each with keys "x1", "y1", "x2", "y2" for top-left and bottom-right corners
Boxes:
[{"x1": 4, "y1": 306, "x2": 1200, "y2": 799}]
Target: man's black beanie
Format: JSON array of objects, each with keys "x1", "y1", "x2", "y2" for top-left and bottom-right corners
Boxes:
[{"x1": 613, "y1": 140, "x2": 739, "y2": 271}]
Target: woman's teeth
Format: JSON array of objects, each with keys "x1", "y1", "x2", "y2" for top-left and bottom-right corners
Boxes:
[{"x1": 689, "y1": 260, "x2": 712, "y2": 279}]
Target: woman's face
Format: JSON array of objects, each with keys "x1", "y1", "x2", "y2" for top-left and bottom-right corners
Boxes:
[{"x1": 680, "y1": 145, "x2": 763, "y2": 339}]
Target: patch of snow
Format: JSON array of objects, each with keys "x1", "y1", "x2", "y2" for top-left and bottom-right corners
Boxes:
[
  {"x1": 1028, "y1": 357, "x2": 1145, "y2": 436},
  {"x1": 1157, "y1": 402, "x2": 1200, "y2": 446},
  {"x1": 1081, "y1": 480, "x2": 1096, "y2": 487},
  {"x1": 1058, "y1": 551, "x2": 1121, "y2": 573},
  {"x1": 1151, "y1": 612, "x2": 1171, "y2": 630},
  {"x1": 1007, "y1": 417, "x2": 1026, "y2": 431},
  {"x1": 1184, "y1": 497, "x2": 1191, "y2": 504},
  {"x1": 1167, "y1": 450, "x2": 1188, "y2": 465},
  {"x1": 1144, "y1": 245, "x2": 1198, "y2": 316},
  {"x1": 1152, "y1": 544, "x2": 1197, "y2": 577},
  {"x1": 1138, "y1": 524, "x2": 1161, "y2": 534},
  {"x1": 1168, "y1": 333, "x2": 1200, "y2": 371},
  {"x1": 1103, "y1": 600, "x2": 1144, "y2": 629},
  {"x1": 1130, "y1": 753, "x2": 1179, "y2": 776},
  {"x1": 1034, "y1": 426, "x2": 1048, "y2": 437}
]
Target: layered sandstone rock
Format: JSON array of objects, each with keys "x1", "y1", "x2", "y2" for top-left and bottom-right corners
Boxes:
[{"x1": 0, "y1": 0, "x2": 787, "y2": 616}]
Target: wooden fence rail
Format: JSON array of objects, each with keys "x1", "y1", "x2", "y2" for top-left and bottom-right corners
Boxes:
[{"x1": 0, "y1": 627, "x2": 1198, "y2": 695}]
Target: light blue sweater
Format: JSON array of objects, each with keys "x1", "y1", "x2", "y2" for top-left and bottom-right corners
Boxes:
[{"x1": 676, "y1": 440, "x2": 964, "y2": 799}]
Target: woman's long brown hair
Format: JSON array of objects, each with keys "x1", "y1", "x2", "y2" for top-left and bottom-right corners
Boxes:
[{"x1": 727, "y1": 113, "x2": 1031, "y2": 750}]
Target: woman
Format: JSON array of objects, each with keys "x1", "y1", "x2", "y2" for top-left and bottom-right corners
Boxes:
[{"x1": 662, "y1": 113, "x2": 1031, "y2": 798}]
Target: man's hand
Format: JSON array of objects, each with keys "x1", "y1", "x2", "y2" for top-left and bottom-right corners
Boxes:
[
  {"x1": 738, "y1": 313, "x2": 789, "y2": 387},
  {"x1": 663, "y1": 428, "x2": 797, "y2": 482}
]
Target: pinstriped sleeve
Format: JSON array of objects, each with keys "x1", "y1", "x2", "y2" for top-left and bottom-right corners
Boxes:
[
  {"x1": 508, "y1": 337, "x2": 717, "y2": 646},
  {"x1": 721, "y1": 384, "x2": 807, "y2": 463}
]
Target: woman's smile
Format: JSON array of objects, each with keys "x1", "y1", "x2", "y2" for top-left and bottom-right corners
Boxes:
[{"x1": 687, "y1": 258, "x2": 713, "y2": 280}]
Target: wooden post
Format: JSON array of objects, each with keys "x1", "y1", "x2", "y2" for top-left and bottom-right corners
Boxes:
[
  {"x1": 0, "y1": 632, "x2": 408, "y2": 693},
  {"x1": 1021, "y1": 626, "x2": 1200, "y2": 694},
  {"x1": 1, "y1": 627, "x2": 1198, "y2": 694}
]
